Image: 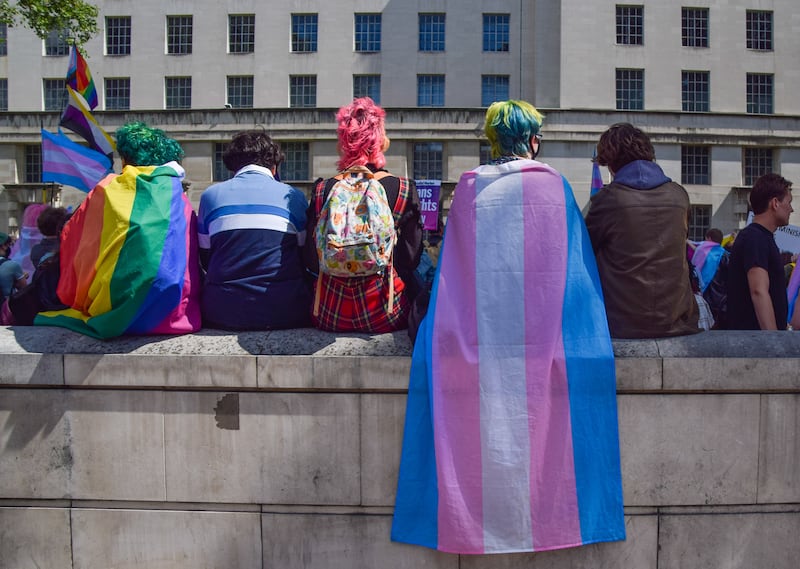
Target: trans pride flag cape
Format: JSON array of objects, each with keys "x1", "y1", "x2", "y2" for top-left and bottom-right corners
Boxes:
[
  {"x1": 392, "y1": 160, "x2": 625, "y2": 554},
  {"x1": 691, "y1": 241, "x2": 726, "y2": 293},
  {"x1": 35, "y1": 163, "x2": 201, "y2": 339}
]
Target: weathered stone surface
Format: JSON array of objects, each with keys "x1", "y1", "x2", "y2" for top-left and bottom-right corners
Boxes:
[
  {"x1": 163, "y1": 391, "x2": 360, "y2": 504},
  {"x1": 361, "y1": 394, "x2": 406, "y2": 506},
  {"x1": 261, "y1": 512, "x2": 455, "y2": 569},
  {"x1": 663, "y1": 357, "x2": 800, "y2": 391},
  {"x1": 618, "y1": 394, "x2": 760, "y2": 505},
  {"x1": 615, "y1": 358, "x2": 661, "y2": 391},
  {"x1": 658, "y1": 512, "x2": 800, "y2": 569},
  {"x1": 758, "y1": 394, "x2": 800, "y2": 503},
  {"x1": 0, "y1": 353, "x2": 62, "y2": 385},
  {"x1": 0, "y1": 507, "x2": 71, "y2": 569},
  {"x1": 71, "y1": 508, "x2": 262, "y2": 569}
]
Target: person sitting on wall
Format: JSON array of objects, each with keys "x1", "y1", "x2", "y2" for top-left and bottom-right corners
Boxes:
[
  {"x1": 585, "y1": 122, "x2": 699, "y2": 338},
  {"x1": 197, "y1": 129, "x2": 312, "y2": 329},
  {"x1": 34, "y1": 122, "x2": 201, "y2": 339},
  {"x1": 0, "y1": 232, "x2": 28, "y2": 311},
  {"x1": 29, "y1": 206, "x2": 69, "y2": 269}
]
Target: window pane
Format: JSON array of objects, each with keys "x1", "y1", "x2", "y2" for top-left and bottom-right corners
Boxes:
[
  {"x1": 167, "y1": 15, "x2": 193, "y2": 55},
  {"x1": 106, "y1": 16, "x2": 131, "y2": 56},
  {"x1": 746, "y1": 10, "x2": 773, "y2": 51},
  {"x1": 227, "y1": 76, "x2": 253, "y2": 108},
  {"x1": 682, "y1": 8, "x2": 708, "y2": 48},
  {"x1": 43, "y1": 78, "x2": 68, "y2": 111},
  {"x1": 616, "y1": 5, "x2": 644, "y2": 45},
  {"x1": 213, "y1": 142, "x2": 233, "y2": 181},
  {"x1": 481, "y1": 75, "x2": 509, "y2": 107},
  {"x1": 0, "y1": 78, "x2": 6, "y2": 111},
  {"x1": 165, "y1": 76, "x2": 191, "y2": 109},
  {"x1": 419, "y1": 14, "x2": 445, "y2": 52},
  {"x1": 746, "y1": 73, "x2": 773, "y2": 114},
  {"x1": 45, "y1": 29, "x2": 70, "y2": 56},
  {"x1": 414, "y1": 142, "x2": 443, "y2": 180},
  {"x1": 482, "y1": 14, "x2": 509, "y2": 52},
  {"x1": 353, "y1": 75, "x2": 381, "y2": 104},
  {"x1": 479, "y1": 142, "x2": 492, "y2": 165},
  {"x1": 0, "y1": 23, "x2": 8, "y2": 56},
  {"x1": 279, "y1": 142, "x2": 310, "y2": 181},
  {"x1": 688, "y1": 205, "x2": 711, "y2": 242},
  {"x1": 229, "y1": 14, "x2": 255, "y2": 54},
  {"x1": 291, "y1": 14, "x2": 318, "y2": 52},
  {"x1": 681, "y1": 146, "x2": 711, "y2": 185},
  {"x1": 417, "y1": 74, "x2": 445, "y2": 107},
  {"x1": 290, "y1": 75, "x2": 317, "y2": 108},
  {"x1": 355, "y1": 13, "x2": 381, "y2": 52},
  {"x1": 25, "y1": 145, "x2": 42, "y2": 183},
  {"x1": 616, "y1": 68, "x2": 644, "y2": 110},
  {"x1": 105, "y1": 78, "x2": 130, "y2": 110},
  {"x1": 743, "y1": 148, "x2": 773, "y2": 186},
  {"x1": 682, "y1": 70, "x2": 710, "y2": 112}
]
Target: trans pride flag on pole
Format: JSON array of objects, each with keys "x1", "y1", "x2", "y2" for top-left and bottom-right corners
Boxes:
[
  {"x1": 66, "y1": 46, "x2": 98, "y2": 110},
  {"x1": 392, "y1": 160, "x2": 625, "y2": 554},
  {"x1": 35, "y1": 163, "x2": 201, "y2": 339},
  {"x1": 41, "y1": 129, "x2": 112, "y2": 193}
]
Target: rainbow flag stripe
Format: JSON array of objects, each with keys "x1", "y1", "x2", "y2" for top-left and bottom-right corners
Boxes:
[
  {"x1": 35, "y1": 164, "x2": 201, "y2": 339},
  {"x1": 66, "y1": 46, "x2": 98, "y2": 110},
  {"x1": 392, "y1": 160, "x2": 625, "y2": 554}
]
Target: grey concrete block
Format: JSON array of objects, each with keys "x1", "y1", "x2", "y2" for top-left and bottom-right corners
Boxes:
[
  {"x1": 164, "y1": 391, "x2": 361, "y2": 504},
  {"x1": 262, "y1": 512, "x2": 455, "y2": 569},
  {"x1": 71, "y1": 508, "x2": 262, "y2": 569},
  {"x1": 658, "y1": 512, "x2": 800, "y2": 569},
  {"x1": 663, "y1": 358, "x2": 800, "y2": 391},
  {"x1": 758, "y1": 394, "x2": 800, "y2": 503},
  {"x1": 258, "y1": 355, "x2": 314, "y2": 388},
  {"x1": 615, "y1": 358, "x2": 661, "y2": 391},
  {"x1": 357, "y1": 356, "x2": 411, "y2": 390},
  {"x1": 361, "y1": 394, "x2": 406, "y2": 506},
  {"x1": 65, "y1": 354, "x2": 257, "y2": 388},
  {"x1": 0, "y1": 353, "x2": 62, "y2": 385},
  {"x1": 461, "y1": 515, "x2": 657, "y2": 569},
  {"x1": 0, "y1": 507, "x2": 72, "y2": 569},
  {"x1": 618, "y1": 394, "x2": 760, "y2": 505}
]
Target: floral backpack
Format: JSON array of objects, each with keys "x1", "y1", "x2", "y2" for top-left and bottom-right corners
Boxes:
[{"x1": 313, "y1": 166, "x2": 396, "y2": 315}]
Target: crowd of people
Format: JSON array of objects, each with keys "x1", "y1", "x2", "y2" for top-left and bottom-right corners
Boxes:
[{"x1": 0, "y1": 97, "x2": 796, "y2": 339}]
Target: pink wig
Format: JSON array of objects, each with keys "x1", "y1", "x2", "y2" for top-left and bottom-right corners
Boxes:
[{"x1": 336, "y1": 97, "x2": 387, "y2": 171}]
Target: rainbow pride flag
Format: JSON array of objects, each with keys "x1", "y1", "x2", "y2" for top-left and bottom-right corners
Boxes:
[
  {"x1": 66, "y1": 46, "x2": 98, "y2": 110},
  {"x1": 392, "y1": 160, "x2": 625, "y2": 554},
  {"x1": 35, "y1": 163, "x2": 201, "y2": 339}
]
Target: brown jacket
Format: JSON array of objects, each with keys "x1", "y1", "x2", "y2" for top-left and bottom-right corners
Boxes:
[{"x1": 585, "y1": 177, "x2": 699, "y2": 339}]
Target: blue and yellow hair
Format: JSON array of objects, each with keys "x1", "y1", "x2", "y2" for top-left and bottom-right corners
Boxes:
[
  {"x1": 115, "y1": 122, "x2": 184, "y2": 166},
  {"x1": 484, "y1": 100, "x2": 544, "y2": 159}
]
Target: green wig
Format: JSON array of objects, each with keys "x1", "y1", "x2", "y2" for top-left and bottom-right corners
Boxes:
[
  {"x1": 484, "y1": 100, "x2": 544, "y2": 159},
  {"x1": 115, "y1": 122, "x2": 184, "y2": 166}
]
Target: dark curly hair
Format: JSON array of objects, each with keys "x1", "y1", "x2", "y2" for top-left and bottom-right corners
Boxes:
[
  {"x1": 115, "y1": 122, "x2": 184, "y2": 166},
  {"x1": 596, "y1": 123, "x2": 655, "y2": 173},
  {"x1": 36, "y1": 207, "x2": 69, "y2": 237},
  {"x1": 223, "y1": 129, "x2": 284, "y2": 173}
]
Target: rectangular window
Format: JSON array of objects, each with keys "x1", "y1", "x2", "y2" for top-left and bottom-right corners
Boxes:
[
  {"x1": 291, "y1": 14, "x2": 318, "y2": 52},
  {"x1": 616, "y1": 5, "x2": 643, "y2": 45},
  {"x1": 746, "y1": 10, "x2": 773, "y2": 51},
  {"x1": 105, "y1": 78, "x2": 130, "y2": 110},
  {"x1": 290, "y1": 75, "x2": 317, "y2": 108},
  {"x1": 45, "y1": 29, "x2": 70, "y2": 56},
  {"x1": 43, "y1": 78, "x2": 67, "y2": 111},
  {"x1": 481, "y1": 75, "x2": 509, "y2": 107},
  {"x1": 353, "y1": 75, "x2": 381, "y2": 104},
  {"x1": 227, "y1": 75, "x2": 254, "y2": 108},
  {"x1": 25, "y1": 145, "x2": 42, "y2": 183},
  {"x1": 746, "y1": 73, "x2": 773, "y2": 114},
  {"x1": 688, "y1": 205, "x2": 711, "y2": 242},
  {"x1": 482, "y1": 14, "x2": 510, "y2": 52},
  {"x1": 106, "y1": 16, "x2": 131, "y2": 55},
  {"x1": 682, "y1": 70, "x2": 710, "y2": 112},
  {"x1": 0, "y1": 78, "x2": 7, "y2": 111},
  {"x1": 414, "y1": 142, "x2": 443, "y2": 180},
  {"x1": 616, "y1": 68, "x2": 644, "y2": 110},
  {"x1": 0, "y1": 23, "x2": 8, "y2": 56},
  {"x1": 743, "y1": 148, "x2": 773, "y2": 186},
  {"x1": 354, "y1": 13, "x2": 381, "y2": 52},
  {"x1": 417, "y1": 74, "x2": 445, "y2": 107},
  {"x1": 213, "y1": 142, "x2": 233, "y2": 181},
  {"x1": 419, "y1": 13, "x2": 445, "y2": 52},
  {"x1": 165, "y1": 76, "x2": 191, "y2": 109},
  {"x1": 229, "y1": 14, "x2": 255, "y2": 54},
  {"x1": 279, "y1": 142, "x2": 310, "y2": 181},
  {"x1": 681, "y1": 146, "x2": 710, "y2": 185},
  {"x1": 167, "y1": 15, "x2": 193, "y2": 55},
  {"x1": 682, "y1": 8, "x2": 709, "y2": 47},
  {"x1": 479, "y1": 142, "x2": 492, "y2": 165}
]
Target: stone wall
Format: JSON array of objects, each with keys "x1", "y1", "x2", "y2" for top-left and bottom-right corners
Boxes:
[{"x1": 0, "y1": 326, "x2": 798, "y2": 569}]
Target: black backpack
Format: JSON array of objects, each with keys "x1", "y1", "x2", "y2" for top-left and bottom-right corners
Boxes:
[{"x1": 702, "y1": 251, "x2": 730, "y2": 329}]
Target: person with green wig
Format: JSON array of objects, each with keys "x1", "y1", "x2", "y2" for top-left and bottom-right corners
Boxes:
[{"x1": 35, "y1": 122, "x2": 202, "y2": 338}]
